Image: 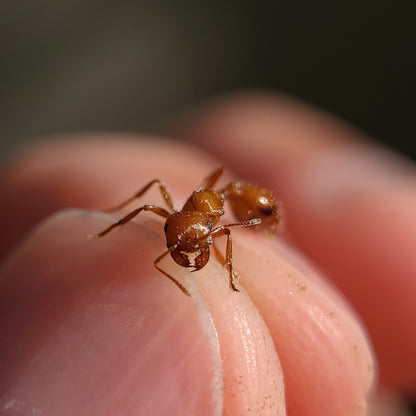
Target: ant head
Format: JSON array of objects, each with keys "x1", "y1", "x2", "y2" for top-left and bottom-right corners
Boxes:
[
  {"x1": 227, "y1": 183, "x2": 284, "y2": 234},
  {"x1": 182, "y1": 189, "x2": 224, "y2": 219}
]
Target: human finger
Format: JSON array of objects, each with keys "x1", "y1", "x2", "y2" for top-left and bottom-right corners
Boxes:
[
  {"x1": 178, "y1": 92, "x2": 416, "y2": 392},
  {"x1": 0, "y1": 138, "x2": 375, "y2": 415},
  {"x1": 0, "y1": 139, "x2": 285, "y2": 415}
]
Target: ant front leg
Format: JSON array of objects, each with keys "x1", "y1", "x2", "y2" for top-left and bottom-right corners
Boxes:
[
  {"x1": 104, "y1": 179, "x2": 175, "y2": 212},
  {"x1": 209, "y1": 218, "x2": 262, "y2": 292},
  {"x1": 223, "y1": 228, "x2": 239, "y2": 292},
  {"x1": 87, "y1": 205, "x2": 171, "y2": 238},
  {"x1": 209, "y1": 226, "x2": 239, "y2": 292}
]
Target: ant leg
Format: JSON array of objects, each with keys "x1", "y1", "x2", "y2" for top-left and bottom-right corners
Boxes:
[
  {"x1": 87, "y1": 205, "x2": 170, "y2": 238},
  {"x1": 212, "y1": 240, "x2": 226, "y2": 267},
  {"x1": 104, "y1": 179, "x2": 174, "y2": 212},
  {"x1": 210, "y1": 227, "x2": 238, "y2": 292},
  {"x1": 201, "y1": 167, "x2": 223, "y2": 189},
  {"x1": 208, "y1": 218, "x2": 262, "y2": 292},
  {"x1": 154, "y1": 247, "x2": 190, "y2": 296}
]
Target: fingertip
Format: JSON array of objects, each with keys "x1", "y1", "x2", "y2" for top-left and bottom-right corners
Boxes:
[{"x1": 0, "y1": 211, "x2": 221, "y2": 415}]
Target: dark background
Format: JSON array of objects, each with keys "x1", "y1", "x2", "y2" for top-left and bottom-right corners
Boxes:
[{"x1": 0, "y1": 1, "x2": 415, "y2": 159}]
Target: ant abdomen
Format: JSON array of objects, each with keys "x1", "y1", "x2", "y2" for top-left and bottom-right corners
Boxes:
[{"x1": 223, "y1": 182, "x2": 284, "y2": 234}]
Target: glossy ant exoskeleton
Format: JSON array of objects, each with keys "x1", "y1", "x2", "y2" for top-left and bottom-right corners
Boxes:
[{"x1": 87, "y1": 167, "x2": 283, "y2": 296}]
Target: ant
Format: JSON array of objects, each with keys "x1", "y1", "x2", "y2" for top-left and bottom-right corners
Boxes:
[{"x1": 87, "y1": 167, "x2": 282, "y2": 296}]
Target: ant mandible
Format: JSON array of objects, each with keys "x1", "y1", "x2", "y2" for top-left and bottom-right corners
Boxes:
[{"x1": 88, "y1": 167, "x2": 282, "y2": 296}]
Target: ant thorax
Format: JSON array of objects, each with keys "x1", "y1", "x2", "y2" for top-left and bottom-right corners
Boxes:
[{"x1": 182, "y1": 189, "x2": 224, "y2": 221}]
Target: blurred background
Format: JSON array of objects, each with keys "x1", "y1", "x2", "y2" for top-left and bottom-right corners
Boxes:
[{"x1": 0, "y1": 0, "x2": 414, "y2": 159}]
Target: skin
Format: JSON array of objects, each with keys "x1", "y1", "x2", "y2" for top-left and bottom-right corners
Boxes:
[{"x1": 0, "y1": 93, "x2": 412, "y2": 415}]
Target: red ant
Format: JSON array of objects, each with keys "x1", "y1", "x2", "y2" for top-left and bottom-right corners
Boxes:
[{"x1": 87, "y1": 167, "x2": 282, "y2": 296}]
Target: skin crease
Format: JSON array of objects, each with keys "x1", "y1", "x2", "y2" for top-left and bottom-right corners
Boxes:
[{"x1": 0, "y1": 125, "x2": 403, "y2": 415}]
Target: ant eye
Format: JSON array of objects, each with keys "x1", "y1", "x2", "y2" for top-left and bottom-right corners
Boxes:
[{"x1": 207, "y1": 221, "x2": 213, "y2": 230}]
